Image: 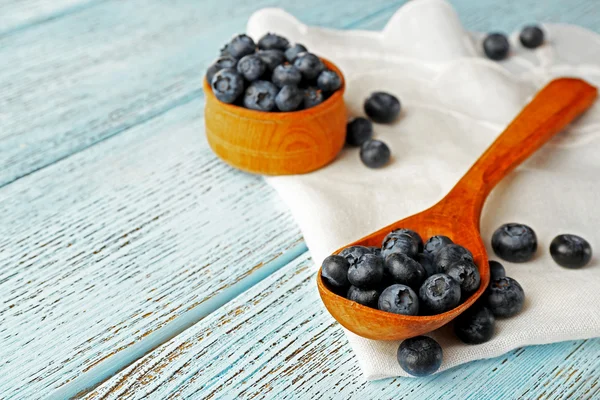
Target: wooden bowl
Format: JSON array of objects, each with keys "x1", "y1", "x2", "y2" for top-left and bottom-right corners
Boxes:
[{"x1": 204, "y1": 59, "x2": 347, "y2": 175}]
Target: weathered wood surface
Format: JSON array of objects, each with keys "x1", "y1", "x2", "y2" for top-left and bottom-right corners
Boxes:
[{"x1": 85, "y1": 253, "x2": 600, "y2": 400}]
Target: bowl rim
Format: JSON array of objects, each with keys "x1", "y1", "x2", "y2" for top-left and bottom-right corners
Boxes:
[{"x1": 204, "y1": 57, "x2": 346, "y2": 120}]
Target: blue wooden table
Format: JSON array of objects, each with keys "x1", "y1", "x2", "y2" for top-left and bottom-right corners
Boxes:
[{"x1": 1, "y1": 1, "x2": 599, "y2": 399}]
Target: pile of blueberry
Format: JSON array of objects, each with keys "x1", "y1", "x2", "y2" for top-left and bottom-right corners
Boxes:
[
  {"x1": 346, "y1": 92, "x2": 401, "y2": 169},
  {"x1": 206, "y1": 33, "x2": 342, "y2": 112},
  {"x1": 483, "y1": 25, "x2": 545, "y2": 61}
]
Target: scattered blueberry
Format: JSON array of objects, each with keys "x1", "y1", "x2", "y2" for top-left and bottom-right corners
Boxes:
[
  {"x1": 378, "y1": 284, "x2": 419, "y2": 315},
  {"x1": 321, "y1": 255, "x2": 350, "y2": 291},
  {"x1": 424, "y1": 235, "x2": 454, "y2": 255},
  {"x1": 256, "y1": 49, "x2": 286, "y2": 71},
  {"x1": 549, "y1": 234, "x2": 592, "y2": 269},
  {"x1": 347, "y1": 286, "x2": 380, "y2": 308},
  {"x1": 272, "y1": 64, "x2": 302, "y2": 88},
  {"x1": 364, "y1": 92, "x2": 400, "y2": 124},
  {"x1": 486, "y1": 277, "x2": 525, "y2": 317},
  {"x1": 339, "y1": 245, "x2": 373, "y2": 267},
  {"x1": 303, "y1": 87, "x2": 324, "y2": 109},
  {"x1": 454, "y1": 305, "x2": 495, "y2": 344},
  {"x1": 417, "y1": 252, "x2": 438, "y2": 277},
  {"x1": 446, "y1": 259, "x2": 481, "y2": 295},
  {"x1": 346, "y1": 117, "x2": 373, "y2": 147},
  {"x1": 483, "y1": 33, "x2": 510, "y2": 60},
  {"x1": 293, "y1": 52, "x2": 325, "y2": 80},
  {"x1": 382, "y1": 231, "x2": 418, "y2": 260},
  {"x1": 360, "y1": 139, "x2": 391, "y2": 169},
  {"x1": 285, "y1": 43, "x2": 308, "y2": 62},
  {"x1": 397, "y1": 336, "x2": 443, "y2": 377},
  {"x1": 434, "y1": 244, "x2": 473, "y2": 273},
  {"x1": 489, "y1": 260, "x2": 506, "y2": 281},
  {"x1": 227, "y1": 34, "x2": 256, "y2": 59},
  {"x1": 243, "y1": 80, "x2": 278, "y2": 111},
  {"x1": 520, "y1": 25, "x2": 545, "y2": 49},
  {"x1": 258, "y1": 33, "x2": 290, "y2": 51},
  {"x1": 206, "y1": 56, "x2": 238, "y2": 85},
  {"x1": 275, "y1": 85, "x2": 303, "y2": 112},
  {"x1": 492, "y1": 223, "x2": 537, "y2": 263},
  {"x1": 211, "y1": 68, "x2": 244, "y2": 104},
  {"x1": 385, "y1": 253, "x2": 427, "y2": 289},
  {"x1": 348, "y1": 253, "x2": 384, "y2": 289},
  {"x1": 236, "y1": 54, "x2": 266, "y2": 82},
  {"x1": 419, "y1": 273, "x2": 461, "y2": 314},
  {"x1": 317, "y1": 70, "x2": 342, "y2": 92}
]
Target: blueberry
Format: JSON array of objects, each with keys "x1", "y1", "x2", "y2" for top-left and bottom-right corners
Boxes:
[
  {"x1": 317, "y1": 70, "x2": 342, "y2": 92},
  {"x1": 348, "y1": 253, "x2": 384, "y2": 289},
  {"x1": 293, "y1": 52, "x2": 325, "y2": 80},
  {"x1": 211, "y1": 68, "x2": 244, "y2": 104},
  {"x1": 256, "y1": 49, "x2": 286, "y2": 71},
  {"x1": 364, "y1": 92, "x2": 400, "y2": 124},
  {"x1": 489, "y1": 260, "x2": 506, "y2": 281},
  {"x1": 346, "y1": 117, "x2": 373, "y2": 147},
  {"x1": 550, "y1": 234, "x2": 592, "y2": 269},
  {"x1": 243, "y1": 80, "x2": 278, "y2": 111},
  {"x1": 219, "y1": 44, "x2": 232, "y2": 58},
  {"x1": 424, "y1": 235, "x2": 454, "y2": 255},
  {"x1": 486, "y1": 277, "x2": 525, "y2": 317},
  {"x1": 492, "y1": 223, "x2": 537, "y2": 263},
  {"x1": 303, "y1": 87, "x2": 324, "y2": 109},
  {"x1": 347, "y1": 286, "x2": 380, "y2": 308},
  {"x1": 483, "y1": 33, "x2": 510, "y2": 60},
  {"x1": 434, "y1": 244, "x2": 473, "y2": 273},
  {"x1": 285, "y1": 43, "x2": 308, "y2": 62},
  {"x1": 454, "y1": 305, "x2": 495, "y2": 344},
  {"x1": 378, "y1": 284, "x2": 419, "y2": 315},
  {"x1": 339, "y1": 245, "x2": 373, "y2": 267},
  {"x1": 397, "y1": 336, "x2": 443, "y2": 377},
  {"x1": 419, "y1": 274, "x2": 461, "y2": 314},
  {"x1": 360, "y1": 139, "x2": 390, "y2": 169},
  {"x1": 382, "y1": 232, "x2": 419, "y2": 260},
  {"x1": 391, "y1": 229, "x2": 423, "y2": 253},
  {"x1": 417, "y1": 252, "x2": 438, "y2": 277},
  {"x1": 206, "y1": 56, "x2": 238, "y2": 85},
  {"x1": 385, "y1": 253, "x2": 427, "y2": 289},
  {"x1": 275, "y1": 85, "x2": 303, "y2": 112},
  {"x1": 272, "y1": 64, "x2": 302, "y2": 88},
  {"x1": 321, "y1": 255, "x2": 350, "y2": 290},
  {"x1": 368, "y1": 246, "x2": 382, "y2": 258},
  {"x1": 446, "y1": 259, "x2": 481, "y2": 295},
  {"x1": 520, "y1": 25, "x2": 545, "y2": 49},
  {"x1": 257, "y1": 33, "x2": 289, "y2": 51},
  {"x1": 236, "y1": 54, "x2": 266, "y2": 81},
  {"x1": 227, "y1": 34, "x2": 256, "y2": 59}
]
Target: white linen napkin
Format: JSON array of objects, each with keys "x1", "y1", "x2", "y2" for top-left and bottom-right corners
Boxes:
[{"x1": 247, "y1": 0, "x2": 600, "y2": 379}]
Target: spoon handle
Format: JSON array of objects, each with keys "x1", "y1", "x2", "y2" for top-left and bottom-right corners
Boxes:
[{"x1": 444, "y1": 78, "x2": 597, "y2": 224}]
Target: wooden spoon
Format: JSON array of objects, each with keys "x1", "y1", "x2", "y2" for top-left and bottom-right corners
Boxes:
[{"x1": 317, "y1": 78, "x2": 597, "y2": 341}]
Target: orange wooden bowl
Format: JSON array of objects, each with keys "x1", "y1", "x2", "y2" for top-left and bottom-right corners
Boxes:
[{"x1": 204, "y1": 58, "x2": 347, "y2": 175}]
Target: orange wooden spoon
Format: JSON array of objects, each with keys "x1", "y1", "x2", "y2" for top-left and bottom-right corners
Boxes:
[{"x1": 317, "y1": 78, "x2": 597, "y2": 341}]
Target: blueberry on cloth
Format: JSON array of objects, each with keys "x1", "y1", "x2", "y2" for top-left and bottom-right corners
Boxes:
[
  {"x1": 346, "y1": 117, "x2": 373, "y2": 147},
  {"x1": 550, "y1": 234, "x2": 592, "y2": 269},
  {"x1": 364, "y1": 92, "x2": 401, "y2": 123},
  {"x1": 491, "y1": 223, "x2": 537, "y2": 263},
  {"x1": 257, "y1": 33, "x2": 290, "y2": 51},
  {"x1": 321, "y1": 255, "x2": 350, "y2": 291},
  {"x1": 275, "y1": 85, "x2": 303, "y2": 112},
  {"x1": 272, "y1": 64, "x2": 302, "y2": 88},
  {"x1": 360, "y1": 139, "x2": 391, "y2": 169},
  {"x1": 211, "y1": 68, "x2": 244, "y2": 104},
  {"x1": 378, "y1": 284, "x2": 419, "y2": 315},
  {"x1": 293, "y1": 52, "x2": 325, "y2": 80},
  {"x1": 483, "y1": 33, "x2": 510, "y2": 60},
  {"x1": 424, "y1": 235, "x2": 453, "y2": 255},
  {"x1": 385, "y1": 253, "x2": 427, "y2": 289},
  {"x1": 285, "y1": 43, "x2": 308, "y2": 62},
  {"x1": 243, "y1": 80, "x2": 278, "y2": 111},
  {"x1": 348, "y1": 253, "x2": 384, "y2": 289},
  {"x1": 303, "y1": 87, "x2": 324, "y2": 109},
  {"x1": 486, "y1": 277, "x2": 525, "y2": 317},
  {"x1": 206, "y1": 56, "x2": 237, "y2": 85},
  {"x1": 236, "y1": 54, "x2": 266, "y2": 81},
  {"x1": 519, "y1": 25, "x2": 545, "y2": 49},
  {"x1": 434, "y1": 244, "x2": 473, "y2": 273},
  {"x1": 446, "y1": 259, "x2": 481, "y2": 295},
  {"x1": 489, "y1": 260, "x2": 506, "y2": 281},
  {"x1": 317, "y1": 70, "x2": 342, "y2": 92},
  {"x1": 347, "y1": 286, "x2": 380, "y2": 308},
  {"x1": 418, "y1": 273, "x2": 461, "y2": 314},
  {"x1": 227, "y1": 34, "x2": 256, "y2": 59},
  {"x1": 454, "y1": 305, "x2": 495, "y2": 344},
  {"x1": 397, "y1": 336, "x2": 443, "y2": 377}
]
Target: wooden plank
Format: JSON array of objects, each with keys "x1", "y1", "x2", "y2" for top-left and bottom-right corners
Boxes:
[
  {"x1": 0, "y1": 0, "x2": 401, "y2": 187},
  {"x1": 0, "y1": 99, "x2": 305, "y2": 398},
  {"x1": 85, "y1": 252, "x2": 600, "y2": 400}
]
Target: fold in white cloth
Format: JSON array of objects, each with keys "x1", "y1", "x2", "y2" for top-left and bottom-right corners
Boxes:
[{"x1": 248, "y1": 0, "x2": 600, "y2": 379}]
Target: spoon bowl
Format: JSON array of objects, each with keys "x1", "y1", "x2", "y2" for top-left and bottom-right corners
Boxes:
[{"x1": 317, "y1": 78, "x2": 597, "y2": 341}]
